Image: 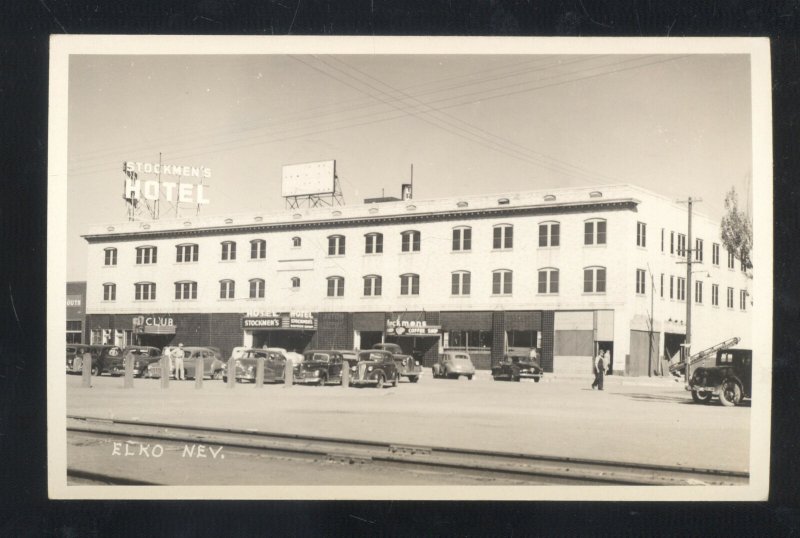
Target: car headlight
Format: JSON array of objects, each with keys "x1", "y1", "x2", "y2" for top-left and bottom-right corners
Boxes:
[
  {"x1": 415, "y1": 360, "x2": 420, "y2": 366},
  {"x1": 247, "y1": 365, "x2": 254, "y2": 373},
  {"x1": 367, "y1": 365, "x2": 373, "y2": 372}
]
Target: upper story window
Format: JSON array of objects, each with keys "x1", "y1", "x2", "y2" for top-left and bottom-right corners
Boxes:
[
  {"x1": 176, "y1": 243, "x2": 199, "y2": 263},
  {"x1": 493, "y1": 224, "x2": 513, "y2": 250},
  {"x1": 328, "y1": 235, "x2": 345, "y2": 256},
  {"x1": 401, "y1": 230, "x2": 421, "y2": 252},
  {"x1": 636, "y1": 222, "x2": 647, "y2": 247},
  {"x1": 712, "y1": 284, "x2": 719, "y2": 306},
  {"x1": 676, "y1": 233, "x2": 687, "y2": 257},
  {"x1": 676, "y1": 277, "x2": 686, "y2": 301},
  {"x1": 712, "y1": 243, "x2": 720, "y2": 266},
  {"x1": 583, "y1": 266, "x2": 606, "y2": 293},
  {"x1": 363, "y1": 275, "x2": 382, "y2": 296},
  {"x1": 104, "y1": 247, "x2": 117, "y2": 266},
  {"x1": 636, "y1": 269, "x2": 646, "y2": 295},
  {"x1": 291, "y1": 277, "x2": 301, "y2": 289},
  {"x1": 451, "y1": 271, "x2": 471, "y2": 296},
  {"x1": 452, "y1": 227, "x2": 472, "y2": 251},
  {"x1": 492, "y1": 269, "x2": 513, "y2": 295},
  {"x1": 250, "y1": 239, "x2": 266, "y2": 259},
  {"x1": 727, "y1": 287, "x2": 734, "y2": 308},
  {"x1": 695, "y1": 281, "x2": 703, "y2": 304},
  {"x1": 740, "y1": 258, "x2": 747, "y2": 272},
  {"x1": 249, "y1": 278, "x2": 265, "y2": 299},
  {"x1": 670, "y1": 232, "x2": 675, "y2": 255},
  {"x1": 660, "y1": 274, "x2": 664, "y2": 298},
  {"x1": 739, "y1": 290, "x2": 747, "y2": 310},
  {"x1": 727, "y1": 249, "x2": 735, "y2": 269},
  {"x1": 695, "y1": 238, "x2": 704, "y2": 262},
  {"x1": 327, "y1": 276, "x2": 345, "y2": 297},
  {"x1": 661, "y1": 228, "x2": 665, "y2": 252},
  {"x1": 220, "y1": 241, "x2": 236, "y2": 261},
  {"x1": 292, "y1": 237, "x2": 302, "y2": 248},
  {"x1": 219, "y1": 279, "x2": 235, "y2": 299},
  {"x1": 400, "y1": 273, "x2": 420, "y2": 296},
  {"x1": 538, "y1": 222, "x2": 560, "y2": 248},
  {"x1": 365, "y1": 233, "x2": 383, "y2": 254},
  {"x1": 584, "y1": 219, "x2": 607, "y2": 246},
  {"x1": 136, "y1": 246, "x2": 157, "y2": 265},
  {"x1": 134, "y1": 282, "x2": 156, "y2": 301},
  {"x1": 537, "y1": 268, "x2": 559, "y2": 294},
  {"x1": 103, "y1": 283, "x2": 116, "y2": 301},
  {"x1": 174, "y1": 281, "x2": 198, "y2": 300},
  {"x1": 670, "y1": 275, "x2": 675, "y2": 299}
]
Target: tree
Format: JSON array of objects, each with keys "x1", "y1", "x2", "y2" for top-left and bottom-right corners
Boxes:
[{"x1": 720, "y1": 187, "x2": 753, "y2": 270}]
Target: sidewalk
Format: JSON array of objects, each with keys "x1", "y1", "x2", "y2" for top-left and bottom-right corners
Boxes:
[{"x1": 469, "y1": 370, "x2": 684, "y2": 388}]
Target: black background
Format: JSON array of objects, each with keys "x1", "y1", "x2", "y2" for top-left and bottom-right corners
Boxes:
[{"x1": 1, "y1": 1, "x2": 798, "y2": 535}]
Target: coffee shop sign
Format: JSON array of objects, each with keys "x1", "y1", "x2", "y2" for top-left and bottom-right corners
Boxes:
[{"x1": 386, "y1": 319, "x2": 441, "y2": 335}]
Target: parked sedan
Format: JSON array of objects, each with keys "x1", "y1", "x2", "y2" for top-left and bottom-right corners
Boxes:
[
  {"x1": 294, "y1": 350, "x2": 353, "y2": 386},
  {"x1": 372, "y1": 343, "x2": 422, "y2": 383},
  {"x1": 432, "y1": 351, "x2": 475, "y2": 380},
  {"x1": 145, "y1": 346, "x2": 225, "y2": 380},
  {"x1": 68, "y1": 345, "x2": 122, "y2": 376},
  {"x1": 348, "y1": 350, "x2": 399, "y2": 388},
  {"x1": 107, "y1": 346, "x2": 162, "y2": 377},
  {"x1": 492, "y1": 354, "x2": 543, "y2": 382},
  {"x1": 222, "y1": 349, "x2": 287, "y2": 383}
]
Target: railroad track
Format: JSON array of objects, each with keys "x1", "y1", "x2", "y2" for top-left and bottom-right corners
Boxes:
[{"x1": 67, "y1": 415, "x2": 748, "y2": 486}]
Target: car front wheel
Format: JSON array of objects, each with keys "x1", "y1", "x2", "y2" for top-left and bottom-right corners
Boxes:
[
  {"x1": 467, "y1": 375, "x2": 473, "y2": 380},
  {"x1": 90, "y1": 365, "x2": 100, "y2": 376},
  {"x1": 691, "y1": 390, "x2": 712, "y2": 404},
  {"x1": 374, "y1": 373, "x2": 385, "y2": 388},
  {"x1": 409, "y1": 376, "x2": 419, "y2": 383},
  {"x1": 719, "y1": 380, "x2": 742, "y2": 407}
]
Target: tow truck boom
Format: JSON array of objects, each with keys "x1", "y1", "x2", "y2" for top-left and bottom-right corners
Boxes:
[{"x1": 669, "y1": 337, "x2": 741, "y2": 376}]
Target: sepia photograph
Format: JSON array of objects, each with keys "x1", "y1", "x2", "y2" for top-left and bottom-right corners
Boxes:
[{"x1": 47, "y1": 36, "x2": 772, "y2": 500}]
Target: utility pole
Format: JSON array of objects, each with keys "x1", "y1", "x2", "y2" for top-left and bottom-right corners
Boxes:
[{"x1": 676, "y1": 196, "x2": 702, "y2": 385}]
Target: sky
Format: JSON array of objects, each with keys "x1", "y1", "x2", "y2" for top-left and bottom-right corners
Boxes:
[{"x1": 66, "y1": 52, "x2": 753, "y2": 280}]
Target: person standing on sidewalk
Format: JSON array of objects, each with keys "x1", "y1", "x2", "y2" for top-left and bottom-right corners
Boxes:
[
  {"x1": 591, "y1": 350, "x2": 605, "y2": 390},
  {"x1": 172, "y1": 343, "x2": 186, "y2": 380}
]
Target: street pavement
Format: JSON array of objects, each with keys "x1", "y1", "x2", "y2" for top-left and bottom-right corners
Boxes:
[{"x1": 65, "y1": 371, "x2": 750, "y2": 473}]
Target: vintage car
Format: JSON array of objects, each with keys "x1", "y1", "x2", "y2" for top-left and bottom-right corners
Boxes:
[
  {"x1": 106, "y1": 346, "x2": 162, "y2": 377},
  {"x1": 372, "y1": 343, "x2": 422, "y2": 383},
  {"x1": 491, "y1": 354, "x2": 543, "y2": 382},
  {"x1": 145, "y1": 346, "x2": 225, "y2": 380},
  {"x1": 294, "y1": 350, "x2": 357, "y2": 385},
  {"x1": 222, "y1": 348, "x2": 287, "y2": 383},
  {"x1": 348, "y1": 349, "x2": 399, "y2": 388},
  {"x1": 66, "y1": 345, "x2": 123, "y2": 376},
  {"x1": 687, "y1": 349, "x2": 752, "y2": 406},
  {"x1": 66, "y1": 344, "x2": 91, "y2": 374},
  {"x1": 432, "y1": 351, "x2": 476, "y2": 380}
]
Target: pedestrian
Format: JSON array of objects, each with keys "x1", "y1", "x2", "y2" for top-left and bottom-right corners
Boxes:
[
  {"x1": 591, "y1": 350, "x2": 605, "y2": 391},
  {"x1": 172, "y1": 343, "x2": 185, "y2": 380}
]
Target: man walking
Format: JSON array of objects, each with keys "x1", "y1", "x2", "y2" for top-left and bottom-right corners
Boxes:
[
  {"x1": 172, "y1": 343, "x2": 186, "y2": 380},
  {"x1": 591, "y1": 350, "x2": 605, "y2": 391}
]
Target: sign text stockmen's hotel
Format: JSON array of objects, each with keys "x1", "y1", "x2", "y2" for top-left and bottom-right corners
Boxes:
[
  {"x1": 242, "y1": 311, "x2": 317, "y2": 330},
  {"x1": 123, "y1": 161, "x2": 211, "y2": 205}
]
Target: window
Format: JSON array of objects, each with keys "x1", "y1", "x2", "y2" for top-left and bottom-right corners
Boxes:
[
  {"x1": 328, "y1": 235, "x2": 345, "y2": 256},
  {"x1": 537, "y1": 268, "x2": 559, "y2": 294},
  {"x1": 660, "y1": 273, "x2": 664, "y2": 298},
  {"x1": 219, "y1": 280, "x2": 235, "y2": 299},
  {"x1": 451, "y1": 271, "x2": 471, "y2": 296},
  {"x1": 670, "y1": 232, "x2": 675, "y2": 255},
  {"x1": 584, "y1": 219, "x2": 607, "y2": 245},
  {"x1": 448, "y1": 330, "x2": 492, "y2": 349},
  {"x1": 365, "y1": 233, "x2": 383, "y2": 254},
  {"x1": 291, "y1": 277, "x2": 301, "y2": 289},
  {"x1": 136, "y1": 246, "x2": 157, "y2": 265},
  {"x1": 670, "y1": 276, "x2": 674, "y2": 299},
  {"x1": 583, "y1": 267, "x2": 607, "y2": 293},
  {"x1": 677, "y1": 277, "x2": 686, "y2": 301},
  {"x1": 102, "y1": 283, "x2": 116, "y2": 301},
  {"x1": 401, "y1": 230, "x2": 421, "y2": 252},
  {"x1": 292, "y1": 237, "x2": 301, "y2": 247},
  {"x1": 327, "y1": 276, "x2": 345, "y2": 297},
  {"x1": 175, "y1": 281, "x2": 197, "y2": 300},
  {"x1": 104, "y1": 247, "x2": 117, "y2": 266},
  {"x1": 636, "y1": 269, "x2": 646, "y2": 295},
  {"x1": 134, "y1": 282, "x2": 156, "y2": 301},
  {"x1": 249, "y1": 279, "x2": 265, "y2": 299},
  {"x1": 712, "y1": 284, "x2": 719, "y2": 306},
  {"x1": 637, "y1": 222, "x2": 647, "y2": 247},
  {"x1": 493, "y1": 224, "x2": 513, "y2": 249},
  {"x1": 492, "y1": 269, "x2": 513, "y2": 295},
  {"x1": 452, "y1": 227, "x2": 472, "y2": 251},
  {"x1": 363, "y1": 275, "x2": 382, "y2": 296},
  {"x1": 400, "y1": 273, "x2": 420, "y2": 296},
  {"x1": 66, "y1": 321, "x2": 82, "y2": 344},
  {"x1": 676, "y1": 234, "x2": 687, "y2": 257},
  {"x1": 741, "y1": 258, "x2": 747, "y2": 272},
  {"x1": 695, "y1": 281, "x2": 703, "y2": 304},
  {"x1": 220, "y1": 241, "x2": 236, "y2": 261},
  {"x1": 727, "y1": 287, "x2": 734, "y2": 308},
  {"x1": 695, "y1": 238, "x2": 704, "y2": 262},
  {"x1": 740, "y1": 290, "x2": 747, "y2": 310},
  {"x1": 251, "y1": 239, "x2": 266, "y2": 259},
  {"x1": 539, "y1": 222, "x2": 560, "y2": 247},
  {"x1": 176, "y1": 243, "x2": 198, "y2": 263},
  {"x1": 712, "y1": 243, "x2": 720, "y2": 266},
  {"x1": 661, "y1": 228, "x2": 665, "y2": 252},
  {"x1": 507, "y1": 330, "x2": 537, "y2": 348},
  {"x1": 727, "y1": 249, "x2": 735, "y2": 269}
]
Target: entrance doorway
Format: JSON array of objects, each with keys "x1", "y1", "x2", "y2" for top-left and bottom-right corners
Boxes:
[
  {"x1": 358, "y1": 331, "x2": 383, "y2": 351},
  {"x1": 664, "y1": 333, "x2": 686, "y2": 362},
  {"x1": 596, "y1": 340, "x2": 615, "y2": 374},
  {"x1": 385, "y1": 335, "x2": 440, "y2": 367},
  {"x1": 253, "y1": 330, "x2": 314, "y2": 353}
]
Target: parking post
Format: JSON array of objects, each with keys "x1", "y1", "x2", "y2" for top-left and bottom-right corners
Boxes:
[
  {"x1": 255, "y1": 357, "x2": 265, "y2": 388},
  {"x1": 195, "y1": 356, "x2": 204, "y2": 389},
  {"x1": 227, "y1": 360, "x2": 236, "y2": 389},
  {"x1": 160, "y1": 355, "x2": 169, "y2": 389},
  {"x1": 283, "y1": 360, "x2": 293, "y2": 387},
  {"x1": 81, "y1": 352, "x2": 92, "y2": 388},
  {"x1": 341, "y1": 363, "x2": 350, "y2": 388},
  {"x1": 123, "y1": 353, "x2": 134, "y2": 389}
]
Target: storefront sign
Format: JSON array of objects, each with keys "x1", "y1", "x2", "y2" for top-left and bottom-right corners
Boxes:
[
  {"x1": 242, "y1": 311, "x2": 317, "y2": 330},
  {"x1": 123, "y1": 161, "x2": 211, "y2": 206},
  {"x1": 133, "y1": 315, "x2": 177, "y2": 334},
  {"x1": 386, "y1": 318, "x2": 441, "y2": 336},
  {"x1": 242, "y1": 317, "x2": 281, "y2": 328}
]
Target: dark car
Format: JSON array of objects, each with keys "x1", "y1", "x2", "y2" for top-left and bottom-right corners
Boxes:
[
  {"x1": 372, "y1": 343, "x2": 423, "y2": 383},
  {"x1": 222, "y1": 348, "x2": 287, "y2": 383},
  {"x1": 492, "y1": 354, "x2": 543, "y2": 382},
  {"x1": 348, "y1": 350, "x2": 399, "y2": 388},
  {"x1": 66, "y1": 345, "x2": 122, "y2": 376},
  {"x1": 66, "y1": 344, "x2": 91, "y2": 374},
  {"x1": 107, "y1": 346, "x2": 162, "y2": 377},
  {"x1": 687, "y1": 349, "x2": 752, "y2": 406},
  {"x1": 294, "y1": 350, "x2": 355, "y2": 386}
]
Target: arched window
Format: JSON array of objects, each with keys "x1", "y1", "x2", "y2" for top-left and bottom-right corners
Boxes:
[
  {"x1": 104, "y1": 247, "x2": 117, "y2": 266},
  {"x1": 134, "y1": 282, "x2": 156, "y2": 301},
  {"x1": 176, "y1": 243, "x2": 199, "y2": 263},
  {"x1": 327, "y1": 276, "x2": 345, "y2": 297},
  {"x1": 135, "y1": 245, "x2": 157, "y2": 265},
  {"x1": 538, "y1": 221, "x2": 560, "y2": 247},
  {"x1": 249, "y1": 278, "x2": 265, "y2": 298},
  {"x1": 102, "y1": 283, "x2": 116, "y2": 301},
  {"x1": 292, "y1": 237, "x2": 302, "y2": 247},
  {"x1": 451, "y1": 271, "x2": 471, "y2": 296},
  {"x1": 174, "y1": 281, "x2": 198, "y2": 300},
  {"x1": 452, "y1": 226, "x2": 472, "y2": 252},
  {"x1": 537, "y1": 268, "x2": 559, "y2": 294},
  {"x1": 583, "y1": 266, "x2": 607, "y2": 293},
  {"x1": 584, "y1": 218, "x2": 607, "y2": 246},
  {"x1": 492, "y1": 269, "x2": 513, "y2": 295},
  {"x1": 220, "y1": 241, "x2": 236, "y2": 261},
  {"x1": 363, "y1": 275, "x2": 382, "y2": 296},
  {"x1": 493, "y1": 224, "x2": 513, "y2": 250},
  {"x1": 219, "y1": 279, "x2": 235, "y2": 299},
  {"x1": 400, "y1": 273, "x2": 419, "y2": 296},
  {"x1": 401, "y1": 230, "x2": 420, "y2": 252},
  {"x1": 291, "y1": 277, "x2": 301, "y2": 289},
  {"x1": 328, "y1": 235, "x2": 346, "y2": 256},
  {"x1": 250, "y1": 239, "x2": 266, "y2": 259},
  {"x1": 365, "y1": 232, "x2": 383, "y2": 254}
]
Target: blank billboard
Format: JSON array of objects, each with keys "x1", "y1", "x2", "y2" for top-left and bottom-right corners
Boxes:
[{"x1": 282, "y1": 160, "x2": 336, "y2": 197}]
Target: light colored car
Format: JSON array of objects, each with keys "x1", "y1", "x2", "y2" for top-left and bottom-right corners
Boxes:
[{"x1": 432, "y1": 351, "x2": 476, "y2": 380}]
